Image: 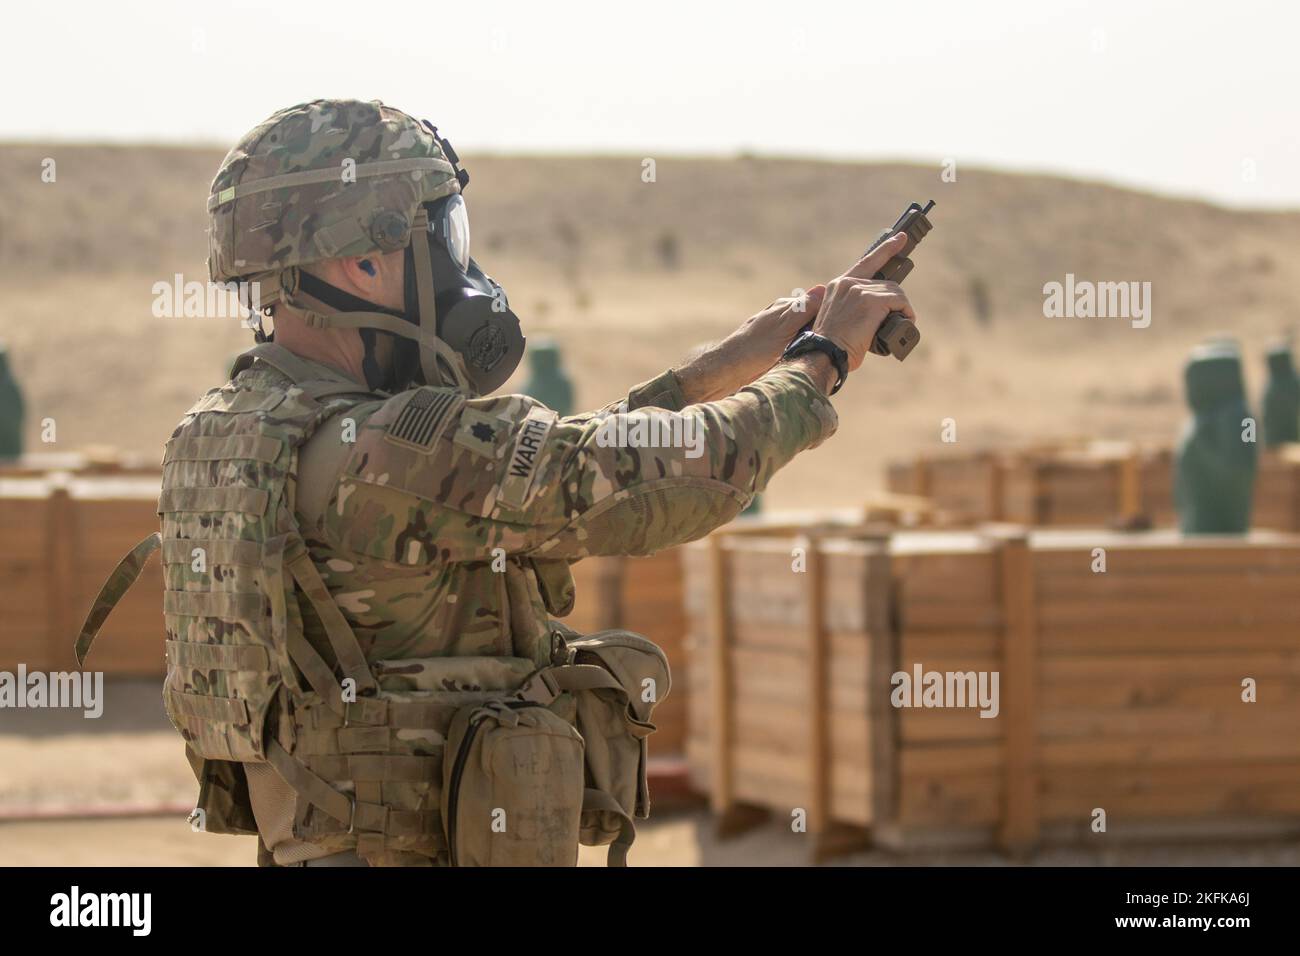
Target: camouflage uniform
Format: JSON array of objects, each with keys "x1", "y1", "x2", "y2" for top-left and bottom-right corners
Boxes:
[
  {"x1": 75, "y1": 99, "x2": 838, "y2": 866},
  {"x1": 242, "y1": 342, "x2": 835, "y2": 862}
]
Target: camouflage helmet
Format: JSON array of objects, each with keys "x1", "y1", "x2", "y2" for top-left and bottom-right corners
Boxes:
[
  {"x1": 207, "y1": 99, "x2": 460, "y2": 281},
  {"x1": 206, "y1": 99, "x2": 478, "y2": 392}
]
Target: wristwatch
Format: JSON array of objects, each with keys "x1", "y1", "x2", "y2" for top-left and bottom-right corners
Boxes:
[{"x1": 782, "y1": 331, "x2": 849, "y2": 395}]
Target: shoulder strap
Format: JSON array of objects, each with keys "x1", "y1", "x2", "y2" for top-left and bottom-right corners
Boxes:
[
  {"x1": 280, "y1": 534, "x2": 379, "y2": 698},
  {"x1": 74, "y1": 532, "x2": 162, "y2": 666},
  {"x1": 232, "y1": 343, "x2": 381, "y2": 402},
  {"x1": 515, "y1": 663, "x2": 624, "y2": 704}
]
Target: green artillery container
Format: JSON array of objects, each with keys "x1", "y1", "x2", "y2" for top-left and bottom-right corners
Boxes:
[
  {"x1": 1261, "y1": 342, "x2": 1300, "y2": 446},
  {"x1": 1174, "y1": 341, "x2": 1257, "y2": 533},
  {"x1": 522, "y1": 338, "x2": 574, "y2": 416},
  {"x1": 0, "y1": 344, "x2": 25, "y2": 458}
]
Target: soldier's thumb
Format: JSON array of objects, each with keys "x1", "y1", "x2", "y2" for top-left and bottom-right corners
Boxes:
[{"x1": 795, "y1": 284, "x2": 827, "y2": 316}]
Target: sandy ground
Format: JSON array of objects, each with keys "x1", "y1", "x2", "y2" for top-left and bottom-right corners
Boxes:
[
  {"x1": 6, "y1": 812, "x2": 1300, "y2": 868},
  {"x1": 4, "y1": 682, "x2": 1300, "y2": 867}
]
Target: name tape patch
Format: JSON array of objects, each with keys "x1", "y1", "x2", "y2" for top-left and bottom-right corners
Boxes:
[{"x1": 498, "y1": 407, "x2": 557, "y2": 510}]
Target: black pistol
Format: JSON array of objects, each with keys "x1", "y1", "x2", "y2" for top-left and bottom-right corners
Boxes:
[{"x1": 865, "y1": 199, "x2": 934, "y2": 361}]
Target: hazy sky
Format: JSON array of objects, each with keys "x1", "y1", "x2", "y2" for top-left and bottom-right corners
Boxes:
[{"x1": 6, "y1": 0, "x2": 1295, "y2": 208}]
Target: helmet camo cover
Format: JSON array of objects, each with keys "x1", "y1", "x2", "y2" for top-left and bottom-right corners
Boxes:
[{"x1": 207, "y1": 99, "x2": 460, "y2": 284}]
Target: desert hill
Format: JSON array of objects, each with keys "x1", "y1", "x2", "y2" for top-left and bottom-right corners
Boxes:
[{"x1": 2, "y1": 143, "x2": 1298, "y2": 508}]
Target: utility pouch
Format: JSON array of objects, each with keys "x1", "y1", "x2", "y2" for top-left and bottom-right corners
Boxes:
[
  {"x1": 442, "y1": 699, "x2": 586, "y2": 866},
  {"x1": 517, "y1": 627, "x2": 671, "y2": 865}
]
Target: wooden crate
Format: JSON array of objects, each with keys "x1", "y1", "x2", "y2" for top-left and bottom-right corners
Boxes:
[
  {"x1": 566, "y1": 514, "x2": 866, "y2": 761},
  {"x1": 0, "y1": 449, "x2": 160, "y2": 478},
  {"x1": 1, "y1": 474, "x2": 165, "y2": 675},
  {"x1": 684, "y1": 524, "x2": 1300, "y2": 855},
  {"x1": 889, "y1": 442, "x2": 1300, "y2": 531},
  {"x1": 1254, "y1": 446, "x2": 1300, "y2": 531},
  {"x1": 886, "y1": 452, "x2": 1004, "y2": 524},
  {"x1": 568, "y1": 549, "x2": 689, "y2": 756}
]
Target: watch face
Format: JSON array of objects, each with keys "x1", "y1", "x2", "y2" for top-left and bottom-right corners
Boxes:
[{"x1": 785, "y1": 331, "x2": 815, "y2": 355}]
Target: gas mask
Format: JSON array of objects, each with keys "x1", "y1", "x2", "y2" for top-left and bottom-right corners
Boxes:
[
  {"x1": 281, "y1": 129, "x2": 525, "y2": 397},
  {"x1": 395, "y1": 193, "x2": 525, "y2": 395}
]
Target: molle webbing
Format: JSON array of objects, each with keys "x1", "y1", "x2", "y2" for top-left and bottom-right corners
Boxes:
[
  {"x1": 164, "y1": 434, "x2": 284, "y2": 464},
  {"x1": 163, "y1": 589, "x2": 264, "y2": 619},
  {"x1": 158, "y1": 486, "x2": 269, "y2": 516},
  {"x1": 276, "y1": 689, "x2": 456, "y2": 855},
  {"x1": 161, "y1": 538, "x2": 263, "y2": 567},
  {"x1": 73, "y1": 346, "x2": 453, "y2": 863},
  {"x1": 166, "y1": 640, "x2": 269, "y2": 671},
  {"x1": 266, "y1": 741, "x2": 446, "y2": 845}
]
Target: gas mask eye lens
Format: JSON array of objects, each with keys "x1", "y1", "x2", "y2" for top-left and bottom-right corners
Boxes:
[{"x1": 431, "y1": 194, "x2": 471, "y2": 273}]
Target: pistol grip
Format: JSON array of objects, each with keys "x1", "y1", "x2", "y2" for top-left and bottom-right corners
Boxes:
[{"x1": 871, "y1": 312, "x2": 921, "y2": 361}]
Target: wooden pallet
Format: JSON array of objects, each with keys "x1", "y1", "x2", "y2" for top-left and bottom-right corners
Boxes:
[
  {"x1": 887, "y1": 442, "x2": 1300, "y2": 531},
  {"x1": 1, "y1": 474, "x2": 164, "y2": 675},
  {"x1": 684, "y1": 524, "x2": 1300, "y2": 857},
  {"x1": 569, "y1": 549, "x2": 690, "y2": 756}
]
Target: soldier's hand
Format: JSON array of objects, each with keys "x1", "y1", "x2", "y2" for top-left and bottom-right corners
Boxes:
[{"x1": 813, "y1": 233, "x2": 918, "y2": 371}]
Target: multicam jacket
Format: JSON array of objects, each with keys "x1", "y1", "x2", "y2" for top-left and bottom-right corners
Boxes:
[
  {"x1": 267, "y1": 343, "x2": 835, "y2": 858},
  {"x1": 78, "y1": 341, "x2": 838, "y2": 865}
]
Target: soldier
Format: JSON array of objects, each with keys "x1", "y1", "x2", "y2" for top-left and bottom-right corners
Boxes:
[{"x1": 77, "y1": 98, "x2": 918, "y2": 867}]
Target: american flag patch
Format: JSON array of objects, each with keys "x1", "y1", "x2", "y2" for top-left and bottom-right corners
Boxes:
[{"x1": 385, "y1": 387, "x2": 462, "y2": 452}]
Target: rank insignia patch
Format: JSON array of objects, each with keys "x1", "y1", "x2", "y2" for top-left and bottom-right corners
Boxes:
[{"x1": 454, "y1": 407, "x2": 509, "y2": 458}]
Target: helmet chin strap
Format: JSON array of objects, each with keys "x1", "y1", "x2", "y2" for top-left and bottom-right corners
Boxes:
[
  {"x1": 281, "y1": 221, "x2": 476, "y2": 396},
  {"x1": 286, "y1": 291, "x2": 475, "y2": 394},
  {"x1": 406, "y1": 211, "x2": 447, "y2": 391}
]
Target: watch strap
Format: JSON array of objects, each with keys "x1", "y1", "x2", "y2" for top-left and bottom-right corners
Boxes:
[{"x1": 783, "y1": 331, "x2": 848, "y2": 395}]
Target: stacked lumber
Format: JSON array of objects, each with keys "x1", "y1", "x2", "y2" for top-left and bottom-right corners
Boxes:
[
  {"x1": 684, "y1": 524, "x2": 1300, "y2": 855},
  {"x1": 682, "y1": 525, "x2": 895, "y2": 836},
  {"x1": 1135, "y1": 448, "x2": 1177, "y2": 527},
  {"x1": 567, "y1": 549, "x2": 690, "y2": 756},
  {"x1": 887, "y1": 442, "x2": 1300, "y2": 530},
  {"x1": 887, "y1": 532, "x2": 1008, "y2": 840},
  {"x1": 570, "y1": 513, "x2": 864, "y2": 761},
  {"x1": 1253, "y1": 446, "x2": 1300, "y2": 531},
  {"x1": 0, "y1": 448, "x2": 160, "y2": 478},
  {"x1": 1, "y1": 474, "x2": 165, "y2": 675},
  {"x1": 886, "y1": 452, "x2": 1004, "y2": 524},
  {"x1": 1001, "y1": 443, "x2": 1132, "y2": 526},
  {"x1": 1032, "y1": 530, "x2": 1300, "y2": 842}
]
